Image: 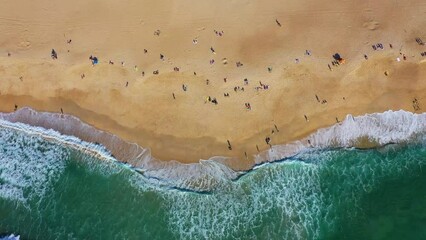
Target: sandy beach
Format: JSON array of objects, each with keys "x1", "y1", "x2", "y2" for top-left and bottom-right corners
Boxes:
[{"x1": 0, "y1": 0, "x2": 425, "y2": 170}]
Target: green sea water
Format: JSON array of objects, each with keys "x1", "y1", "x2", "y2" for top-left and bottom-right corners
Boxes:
[{"x1": 0, "y1": 126, "x2": 425, "y2": 240}]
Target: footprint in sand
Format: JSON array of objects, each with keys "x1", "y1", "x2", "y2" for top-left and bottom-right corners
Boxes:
[
  {"x1": 363, "y1": 20, "x2": 380, "y2": 31},
  {"x1": 18, "y1": 40, "x2": 31, "y2": 49}
]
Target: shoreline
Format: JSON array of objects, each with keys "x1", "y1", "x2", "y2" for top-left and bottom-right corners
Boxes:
[
  {"x1": 0, "y1": 52, "x2": 424, "y2": 170},
  {"x1": 1, "y1": 0, "x2": 425, "y2": 170},
  {"x1": 0, "y1": 108, "x2": 424, "y2": 192}
]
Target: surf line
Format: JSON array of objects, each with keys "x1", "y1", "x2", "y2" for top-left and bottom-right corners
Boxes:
[
  {"x1": 0, "y1": 118, "x2": 216, "y2": 192},
  {"x1": 0, "y1": 119, "x2": 141, "y2": 171}
]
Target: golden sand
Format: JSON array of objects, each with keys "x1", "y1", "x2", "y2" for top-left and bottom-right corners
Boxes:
[{"x1": 0, "y1": 0, "x2": 425, "y2": 170}]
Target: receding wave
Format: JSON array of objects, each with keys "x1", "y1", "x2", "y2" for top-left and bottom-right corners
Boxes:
[
  {"x1": 0, "y1": 121, "x2": 425, "y2": 239},
  {"x1": 259, "y1": 110, "x2": 426, "y2": 164},
  {"x1": 0, "y1": 108, "x2": 425, "y2": 192}
]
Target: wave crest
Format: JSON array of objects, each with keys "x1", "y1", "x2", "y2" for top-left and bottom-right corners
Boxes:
[{"x1": 0, "y1": 108, "x2": 424, "y2": 192}]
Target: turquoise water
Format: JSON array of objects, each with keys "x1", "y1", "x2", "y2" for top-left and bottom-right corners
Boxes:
[{"x1": 0, "y1": 126, "x2": 425, "y2": 239}]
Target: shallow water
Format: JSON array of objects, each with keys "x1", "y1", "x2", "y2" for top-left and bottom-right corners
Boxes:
[{"x1": 0, "y1": 126, "x2": 426, "y2": 239}]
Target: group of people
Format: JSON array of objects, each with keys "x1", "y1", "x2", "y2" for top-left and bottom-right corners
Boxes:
[
  {"x1": 372, "y1": 43, "x2": 385, "y2": 50},
  {"x1": 256, "y1": 81, "x2": 269, "y2": 91},
  {"x1": 214, "y1": 29, "x2": 224, "y2": 37},
  {"x1": 40, "y1": 28, "x2": 424, "y2": 159},
  {"x1": 206, "y1": 96, "x2": 218, "y2": 105},
  {"x1": 89, "y1": 55, "x2": 98, "y2": 65}
]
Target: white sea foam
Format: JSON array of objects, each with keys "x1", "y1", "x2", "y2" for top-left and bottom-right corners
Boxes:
[
  {"x1": 0, "y1": 127, "x2": 68, "y2": 206},
  {"x1": 0, "y1": 108, "x2": 424, "y2": 239},
  {"x1": 259, "y1": 110, "x2": 426, "y2": 164},
  {"x1": 0, "y1": 108, "x2": 425, "y2": 192},
  {"x1": 164, "y1": 160, "x2": 324, "y2": 239},
  {"x1": 164, "y1": 142, "x2": 426, "y2": 239},
  {"x1": 0, "y1": 108, "x2": 240, "y2": 192},
  {"x1": 0, "y1": 234, "x2": 20, "y2": 240}
]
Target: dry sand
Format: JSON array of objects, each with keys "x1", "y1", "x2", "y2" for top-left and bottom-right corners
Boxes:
[{"x1": 0, "y1": 0, "x2": 425, "y2": 170}]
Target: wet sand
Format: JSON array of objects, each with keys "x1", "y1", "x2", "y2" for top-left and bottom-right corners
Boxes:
[{"x1": 0, "y1": 0, "x2": 425, "y2": 170}]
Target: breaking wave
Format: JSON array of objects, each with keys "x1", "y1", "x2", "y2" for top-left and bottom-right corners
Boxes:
[
  {"x1": 0, "y1": 108, "x2": 424, "y2": 193},
  {"x1": 0, "y1": 126, "x2": 68, "y2": 207},
  {"x1": 0, "y1": 109, "x2": 425, "y2": 239}
]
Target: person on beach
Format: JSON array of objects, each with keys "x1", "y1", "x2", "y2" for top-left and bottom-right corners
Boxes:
[
  {"x1": 275, "y1": 19, "x2": 282, "y2": 27},
  {"x1": 51, "y1": 49, "x2": 58, "y2": 59},
  {"x1": 265, "y1": 137, "x2": 271, "y2": 145}
]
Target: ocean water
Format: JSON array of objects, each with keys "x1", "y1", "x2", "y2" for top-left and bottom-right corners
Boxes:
[{"x1": 0, "y1": 125, "x2": 426, "y2": 239}]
